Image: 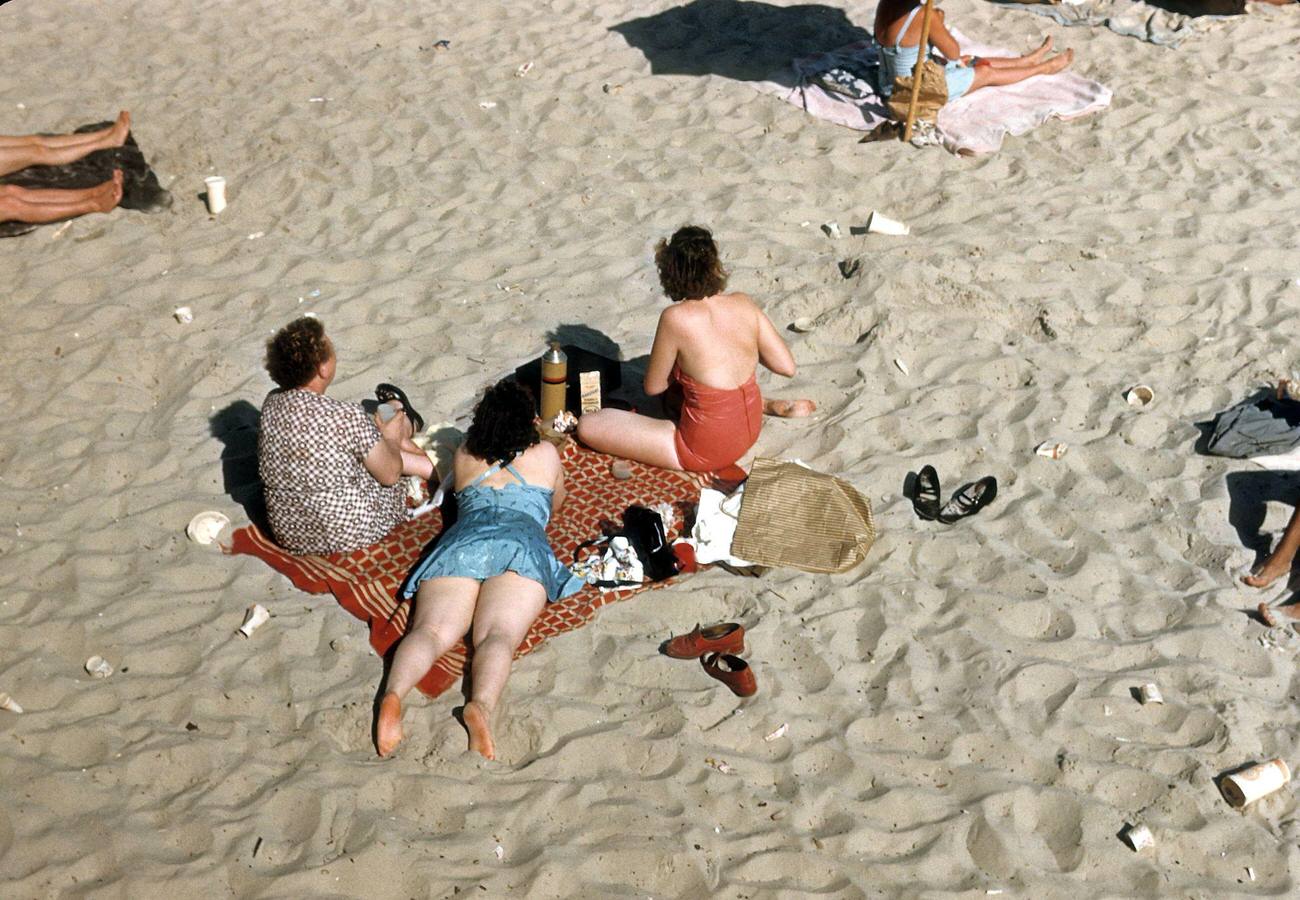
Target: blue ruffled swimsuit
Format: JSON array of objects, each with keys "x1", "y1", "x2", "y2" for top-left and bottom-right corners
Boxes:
[
  {"x1": 400, "y1": 457, "x2": 583, "y2": 602},
  {"x1": 876, "y1": 5, "x2": 975, "y2": 102}
]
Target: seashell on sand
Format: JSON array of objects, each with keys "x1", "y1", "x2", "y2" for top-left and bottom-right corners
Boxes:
[
  {"x1": 173, "y1": 306, "x2": 193, "y2": 324},
  {"x1": 0, "y1": 692, "x2": 22, "y2": 714},
  {"x1": 84, "y1": 656, "x2": 113, "y2": 678},
  {"x1": 791, "y1": 317, "x2": 816, "y2": 333},
  {"x1": 763, "y1": 723, "x2": 788, "y2": 742},
  {"x1": 186, "y1": 510, "x2": 230, "y2": 545},
  {"x1": 238, "y1": 604, "x2": 271, "y2": 638}
]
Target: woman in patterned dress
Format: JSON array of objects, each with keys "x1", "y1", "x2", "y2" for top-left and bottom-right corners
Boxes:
[
  {"x1": 257, "y1": 317, "x2": 434, "y2": 555},
  {"x1": 376, "y1": 379, "x2": 581, "y2": 761}
]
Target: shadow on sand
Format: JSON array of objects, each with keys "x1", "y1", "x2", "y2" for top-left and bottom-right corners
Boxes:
[
  {"x1": 610, "y1": 0, "x2": 871, "y2": 88},
  {"x1": 209, "y1": 400, "x2": 268, "y2": 532}
]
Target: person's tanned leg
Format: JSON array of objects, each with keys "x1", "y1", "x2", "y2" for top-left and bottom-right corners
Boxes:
[
  {"x1": 0, "y1": 111, "x2": 130, "y2": 177},
  {"x1": 576, "y1": 408, "x2": 684, "y2": 470},
  {"x1": 1244, "y1": 505, "x2": 1300, "y2": 589},
  {"x1": 462, "y1": 573, "x2": 547, "y2": 760},
  {"x1": 376, "y1": 577, "x2": 479, "y2": 756},
  {"x1": 0, "y1": 171, "x2": 123, "y2": 224}
]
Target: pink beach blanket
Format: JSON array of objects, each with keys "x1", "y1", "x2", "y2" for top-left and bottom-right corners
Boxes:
[{"x1": 753, "y1": 29, "x2": 1111, "y2": 155}]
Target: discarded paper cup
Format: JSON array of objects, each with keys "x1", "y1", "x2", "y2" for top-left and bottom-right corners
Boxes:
[
  {"x1": 238, "y1": 604, "x2": 271, "y2": 638},
  {"x1": 186, "y1": 510, "x2": 230, "y2": 545},
  {"x1": 0, "y1": 692, "x2": 22, "y2": 714},
  {"x1": 173, "y1": 306, "x2": 194, "y2": 325},
  {"x1": 1221, "y1": 758, "x2": 1291, "y2": 808},
  {"x1": 821, "y1": 221, "x2": 841, "y2": 239},
  {"x1": 1138, "y1": 683, "x2": 1164, "y2": 705},
  {"x1": 1125, "y1": 385, "x2": 1155, "y2": 409},
  {"x1": 866, "y1": 210, "x2": 910, "y2": 236},
  {"x1": 1120, "y1": 823, "x2": 1154, "y2": 852},
  {"x1": 1035, "y1": 441, "x2": 1068, "y2": 460},
  {"x1": 204, "y1": 176, "x2": 227, "y2": 215},
  {"x1": 84, "y1": 656, "x2": 114, "y2": 679}
]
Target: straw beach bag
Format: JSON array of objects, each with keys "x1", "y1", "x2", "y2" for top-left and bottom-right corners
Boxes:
[
  {"x1": 730, "y1": 459, "x2": 876, "y2": 574},
  {"x1": 887, "y1": 58, "x2": 948, "y2": 124}
]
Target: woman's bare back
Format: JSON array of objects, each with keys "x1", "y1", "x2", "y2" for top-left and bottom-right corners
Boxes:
[{"x1": 666, "y1": 293, "x2": 762, "y2": 390}]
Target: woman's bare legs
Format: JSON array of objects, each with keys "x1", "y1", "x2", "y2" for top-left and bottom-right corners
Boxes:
[
  {"x1": 1243, "y1": 505, "x2": 1300, "y2": 589},
  {"x1": 968, "y1": 50, "x2": 1074, "y2": 94},
  {"x1": 0, "y1": 111, "x2": 130, "y2": 177},
  {"x1": 576, "y1": 408, "x2": 684, "y2": 470},
  {"x1": 0, "y1": 170, "x2": 123, "y2": 224},
  {"x1": 463, "y1": 572, "x2": 547, "y2": 760},
  {"x1": 974, "y1": 37, "x2": 1053, "y2": 70},
  {"x1": 375, "y1": 576, "x2": 479, "y2": 757}
]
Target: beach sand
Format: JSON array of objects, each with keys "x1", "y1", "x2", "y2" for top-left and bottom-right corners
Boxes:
[{"x1": 2, "y1": 0, "x2": 1299, "y2": 895}]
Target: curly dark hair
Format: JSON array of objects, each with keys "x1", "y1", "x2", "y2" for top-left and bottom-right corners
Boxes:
[
  {"x1": 464, "y1": 379, "x2": 541, "y2": 463},
  {"x1": 265, "y1": 317, "x2": 332, "y2": 389},
  {"x1": 655, "y1": 225, "x2": 728, "y2": 302}
]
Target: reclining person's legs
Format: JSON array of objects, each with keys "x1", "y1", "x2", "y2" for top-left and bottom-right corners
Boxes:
[
  {"x1": 0, "y1": 170, "x2": 123, "y2": 224},
  {"x1": 0, "y1": 111, "x2": 130, "y2": 177}
]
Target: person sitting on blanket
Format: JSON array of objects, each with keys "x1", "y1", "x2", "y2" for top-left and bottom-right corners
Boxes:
[
  {"x1": 257, "y1": 316, "x2": 436, "y2": 555},
  {"x1": 576, "y1": 225, "x2": 815, "y2": 475},
  {"x1": 377, "y1": 379, "x2": 582, "y2": 760},
  {"x1": 0, "y1": 111, "x2": 129, "y2": 224},
  {"x1": 874, "y1": 0, "x2": 1074, "y2": 103}
]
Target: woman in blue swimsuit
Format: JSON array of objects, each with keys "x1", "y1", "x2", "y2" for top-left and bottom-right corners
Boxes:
[
  {"x1": 874, "y1": 0, "x2": 1074, "y2": 103},
  {"x1": 376, "y1": 379, "x2": 582, "y2": 760}
]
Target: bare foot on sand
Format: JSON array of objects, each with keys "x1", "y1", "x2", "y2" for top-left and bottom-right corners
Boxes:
[
  {"x1": 1025, "y1": 36, "x2": 1053, "y2": 64},
  {"x1": 764, "y1": 399, "x2": 817, "y2": 418},
  {"x1": 376, "y1": 692, "x2": 403, "y2": 757},
  {"x1": 1258, "y1": 602, "x2": 1300, "y2": 627},
  {"x1": 1242, "y1": 558, "x2": 1290, "y2": 589},
  {"x1": 96, "y1": 170, "x2": 124, "y2": 212},
  {"x1": 463, "y1": 701, "x2": 495, "y2": 760},
  {"x1": 107, "y1": 110, "x2": 131, "y2": 146},
  {"x1": 1042, "y1": 50, "x2": 1074, "y2": 76}
]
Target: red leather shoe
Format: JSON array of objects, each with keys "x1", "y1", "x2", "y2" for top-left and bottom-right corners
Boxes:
[
  {"x1": 663, "y1": 622, "x2": 745, "y2": 659},
  {"x1": 701, "y1": 652, "x2": 757, "y2": 697}
]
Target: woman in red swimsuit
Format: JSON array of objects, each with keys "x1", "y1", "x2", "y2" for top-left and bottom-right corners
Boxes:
[{"x1": 577, "y1": 226, "x2": 813, "y2": 473}]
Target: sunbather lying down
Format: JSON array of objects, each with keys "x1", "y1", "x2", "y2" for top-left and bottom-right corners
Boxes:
[
  {"x1": 875, "y1": 0, "x2": 1073, "y2": 102},
  {"x1": 0, "y1": 111, "x2": 129, "y2": 224}
]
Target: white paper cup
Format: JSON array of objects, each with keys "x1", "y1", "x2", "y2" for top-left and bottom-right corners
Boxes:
[
  {"x1": 866, "y1": 210, "x2": 910, "y2": 236},
  {"x1": 238, "y1": 604, "x2": 271, "y2": 638},
  {"x1": 1221, "y1": 758, "x2": 1291, "y2": 808},
  {"x1": 1121, "y1": 823, "x2": 1154, "y2": 852},
  {"x1": 1138, "y1": 683, "x2": 1164, "y2": 705},
  {"x1": 204, "y1": 176, "x2": 227, "y2": 214},
  {"x1": 1125, "y1": 385, "x2": 1155, "y2": 408}
]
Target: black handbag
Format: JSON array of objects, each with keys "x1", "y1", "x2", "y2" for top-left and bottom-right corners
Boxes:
[{"x1": 574, "y1": 505, "x2": 681, "y2": 586}]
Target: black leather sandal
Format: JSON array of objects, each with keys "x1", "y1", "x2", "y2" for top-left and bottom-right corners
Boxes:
[{"x1": 375, "y1": 383, "x2": 424, "y2": 434}]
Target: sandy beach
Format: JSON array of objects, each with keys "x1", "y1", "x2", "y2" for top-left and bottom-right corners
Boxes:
[{"x1": 3, "y1": 0, "x2": 1300, "y2": 895}]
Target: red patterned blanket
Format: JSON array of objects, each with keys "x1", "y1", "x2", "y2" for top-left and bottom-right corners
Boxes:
[{"x1": 227, "y1": 441, "x2": 707, "y2": 698}]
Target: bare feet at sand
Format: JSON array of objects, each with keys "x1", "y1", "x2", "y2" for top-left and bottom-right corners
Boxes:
[
  {"x1": 1258, "y1": 602, "x2": 1300, "y2": 627},
  {"x1": 1042, "y1": 49, "x2": 1074, "y2": 76},
  {"x1": 106, "y1": 110, "x2": 131, "y2": 147},
  {"x1": 97, "y1": 170, "x2": 125, "y2": 212},
  {"x1": 1025, "y1": 37, "x2": 1053, "y2": 65},
  {"x1": 764, "y1": 399, "x2": 817, "y2": 418},
  {"x1": 463, "y1": 701, "x2": 495, "y2": 760},
  {"x1": 376, "y1": 692, "x2": 403, "y2": 757},
  {"x1": 1242, "y1": 559, "x2": 1291, "y2": 590}
]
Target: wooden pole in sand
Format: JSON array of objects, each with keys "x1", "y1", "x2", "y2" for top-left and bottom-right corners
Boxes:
[{"x1": 902, "y1": 0, "x2": 937, "y2": 143}]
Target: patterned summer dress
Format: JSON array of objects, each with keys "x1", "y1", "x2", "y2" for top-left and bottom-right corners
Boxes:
[
  {"x1": 258, "y1": 388, "x2": 407, "y2": 555},
  {"x1": 400, "y1": 457, "x2": 582, "y2": 602}
]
